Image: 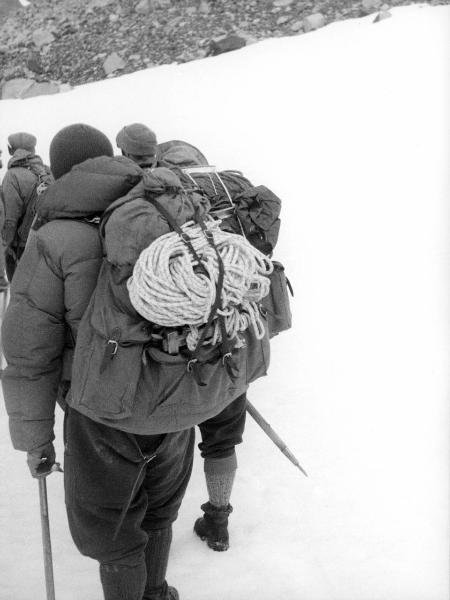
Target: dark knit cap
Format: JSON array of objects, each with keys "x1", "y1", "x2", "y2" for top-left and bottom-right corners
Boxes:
[
  {"x1": 49, "y1": 123, "x2": 114, "y2": 180},
  {"x1": 8, "y1": 132, "x2": 37, "y2": 153},
  {"x1": 116, "y1": 123, "x2": 157, "y2": 156}
]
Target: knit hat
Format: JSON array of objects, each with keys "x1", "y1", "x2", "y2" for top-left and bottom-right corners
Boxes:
[
  {"x1": 8, "y1": 132, "x2": 37, "y2": 153},
  {"x1": 49, "y1": 123, "x2": 114, "y2": 180},
  {"x1": 116, "y1": 123, "x2": 157, "y2": 156}
]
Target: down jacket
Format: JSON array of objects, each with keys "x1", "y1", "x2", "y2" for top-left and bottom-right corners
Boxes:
[
  {"x1": 1, "y1": 156, "x2": 143, "y2": 453},
  {"x1": 1, "y1": 150, "x2": 50, "y2": 251}
]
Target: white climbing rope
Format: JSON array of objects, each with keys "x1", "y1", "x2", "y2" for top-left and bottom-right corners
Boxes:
[{"x1": 127, "y1": 219, "x2": 273, "y2": 350}]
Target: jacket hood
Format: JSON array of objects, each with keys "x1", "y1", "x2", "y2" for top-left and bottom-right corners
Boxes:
[
  {"x1": 38, "y1": 155, "x2": 143, "y2": 222},
  {"x1": 7, "y1": 150, "x2": 43, "y2": 169}
]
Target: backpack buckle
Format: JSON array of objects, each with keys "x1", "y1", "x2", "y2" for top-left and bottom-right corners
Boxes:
[
  {"x1": 186, "y1": 358, "x2": 198, "y2": 372},
  {"x1": 162, "y1": 331, "x2": 181, "y2": 355},
  {"x1": 107, "y1": 339, "x2": 119, "y2": 356},
  {"x1": 100, "y1": 339, "x2": 119, "y2": 374},
  {"x1": 222, "y1": 352, "x2": 232, "y2": 365},
  {"x1": 36, "y1": 182, "x2": 48, "y2": 196}
]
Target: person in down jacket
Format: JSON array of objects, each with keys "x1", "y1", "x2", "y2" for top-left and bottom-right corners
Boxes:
[
  {"x1": 1, "y1": 124, "x2": 193, "y2": 600},
  {"x1": 122, "y1": 133, "x2": 249, "y2": 553},
  {"x1": 1, "y1": 132, "x2": 52, "y2": 281}
]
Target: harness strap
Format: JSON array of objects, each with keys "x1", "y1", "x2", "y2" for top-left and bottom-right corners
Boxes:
[
  {"x1": 144, "y1": 193, "x2": 209, "y2": 278},
  {"x1": 195, "y1": 215, "x2": 238, "y2": 382},
  {"x1": 112, "y1": 451, "x2": 157, "y2": 541}
]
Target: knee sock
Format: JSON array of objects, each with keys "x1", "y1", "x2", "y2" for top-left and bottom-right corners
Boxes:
[
  {"x1": 143, "y1": 526, "x2": 173, "y2": 599},
  {"x1": 100, "y1": 560, "x2": 146, "y2": 600},
  {"x1": 204, "y1": 454, "x2": 237, "y2": 508}
]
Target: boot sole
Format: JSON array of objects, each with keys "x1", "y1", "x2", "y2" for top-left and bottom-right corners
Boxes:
[{"x1": 194, "y1": 528, "x2": 229, "y2": 552}]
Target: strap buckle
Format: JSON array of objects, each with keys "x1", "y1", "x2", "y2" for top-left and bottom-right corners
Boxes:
[
  {"x1": 222, "y1": 352, "x2": 232, "y2": 365},
  {"x1": 107, "y1": 339, "x2": 119, "y2": 356},
  {"x1": 186, "y1": 358, "x2": 198, "y2": 372},
  {"x1": 162, "y1": 331, "x2": 181, "y2": 355}
]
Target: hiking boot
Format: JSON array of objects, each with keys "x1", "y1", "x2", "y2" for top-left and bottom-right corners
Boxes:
[
  {"x1": 143, "y1": 581, "x2": 179, "y2": 600},
  {"x1": 194, "y1": 501, "x2": 233, "y2": 552},
  {"x1": 167, "y1": 586, "x2": 179, "y2": 600}
]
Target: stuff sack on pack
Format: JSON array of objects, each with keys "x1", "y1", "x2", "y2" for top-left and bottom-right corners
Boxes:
[
  {"x1": 261, "y1": 261, "x2": 293, "y2": 338},
  {"x1": 158, "y1": 140, "x2": 281, "y2": 255},
  {"x1": 70, "y1": 167, "x2": 272, "y2": 433}
]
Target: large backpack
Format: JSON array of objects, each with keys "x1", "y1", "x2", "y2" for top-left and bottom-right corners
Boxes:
[
  {"x1": 158, "y1": 140, "x2": 292, "y2": 337},
  {"x1": 12, "y1": 159, "x2": 54, "y2": 256},
  {"x1": 70, "y1": 167, "x2": 272, "y2": 433}
]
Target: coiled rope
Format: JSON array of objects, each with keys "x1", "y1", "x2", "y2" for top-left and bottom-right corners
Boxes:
[{"x1": 127, "y1": 219, "x2": 273, "y2": 351}]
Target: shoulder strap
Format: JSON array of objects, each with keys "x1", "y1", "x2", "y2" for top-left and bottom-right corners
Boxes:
[{"x1": 144, "y1": 193, "x2": 209, "y2": 278}]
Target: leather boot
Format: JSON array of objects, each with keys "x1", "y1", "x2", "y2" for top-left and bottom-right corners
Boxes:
[{"x1": 194, "y1": 501, "x2": 233, "y2": 552}]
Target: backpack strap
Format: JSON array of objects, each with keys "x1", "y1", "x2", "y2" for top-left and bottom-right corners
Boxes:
[
  {"x1": 196, "y1": 214, "x2": 238, "y2": 380},
  {"x1": 144, "y1": 193, "x2": 209, "y2": 279}
]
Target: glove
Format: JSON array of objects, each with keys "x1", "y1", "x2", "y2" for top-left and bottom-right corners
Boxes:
[{"x1": 26, "y1": 443, "x2": 59, "y2": 478}]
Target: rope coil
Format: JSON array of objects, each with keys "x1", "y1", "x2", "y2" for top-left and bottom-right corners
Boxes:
[{"x1": 127, "y1": 219, "x2": 273, "y2": 350}]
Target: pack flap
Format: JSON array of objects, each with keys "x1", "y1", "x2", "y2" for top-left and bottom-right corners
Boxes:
[{"x1": 103, "y1": 168, "x2": 210, "y2": 267}]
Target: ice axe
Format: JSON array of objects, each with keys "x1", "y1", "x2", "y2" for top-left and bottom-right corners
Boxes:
[
  {"x1": 246, "y1": 400, "x2": 308, "y2": 477},
  {"x1": 38, "y1": 463, "x2": 62, "y2": 600}
]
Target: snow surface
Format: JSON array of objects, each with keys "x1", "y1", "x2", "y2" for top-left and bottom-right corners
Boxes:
[{"x1": 0, "y1": 5, "x2": 449, "y2": 599}]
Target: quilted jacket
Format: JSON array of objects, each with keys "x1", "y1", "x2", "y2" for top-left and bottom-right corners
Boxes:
[{"x1": 1, "y1": 155, "x2": 143, "y2": 452}]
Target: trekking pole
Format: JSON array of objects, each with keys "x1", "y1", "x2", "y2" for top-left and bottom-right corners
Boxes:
[
  {"x1": 38, "y1": 477, "x2": 56, "y2": 600},
  {"x1": 246, "y1": 400, "x2": 308, "y2": 477}
]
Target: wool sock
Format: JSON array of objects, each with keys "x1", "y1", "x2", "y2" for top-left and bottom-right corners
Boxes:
[
  {"x1": 204, "y1": 455, "x2": 237, "y2": 508},
  {"x1": 143, "y1": 526, "x2": 173, "y2": 599},
  {"x1": 100, "y1": 560, "x2": 146, "y2": 600}
]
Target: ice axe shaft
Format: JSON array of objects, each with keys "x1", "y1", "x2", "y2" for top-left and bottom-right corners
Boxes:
[
  {"x1": 246, "y1": 400, "x2": 308, "y2": 477},
  {"x1": 38, "y1": 477, "x2": 56, "y2": 600}
]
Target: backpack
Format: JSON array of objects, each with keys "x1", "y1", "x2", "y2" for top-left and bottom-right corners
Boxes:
[
  {"x1": 12, "y1": 159, "x2": 54, "y2": 256},
  {"x1": 70, "y1": 168, "x2": 271, "y2": 432},
  {"x1": 158, "y1": 140, "x2": 292, "y2": 337}
]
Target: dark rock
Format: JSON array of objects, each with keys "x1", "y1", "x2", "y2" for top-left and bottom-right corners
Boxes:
[
  {"x1": 26, "y1": 51, "x2": 44, "y2": 74},
  {"x1": 208, "y1": 34, "x2": 247, "y2": 57}
]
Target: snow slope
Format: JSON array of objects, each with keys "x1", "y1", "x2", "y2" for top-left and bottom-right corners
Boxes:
[{"x1": 0, "y1": 5, "x2": 449, "y2": 599}]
